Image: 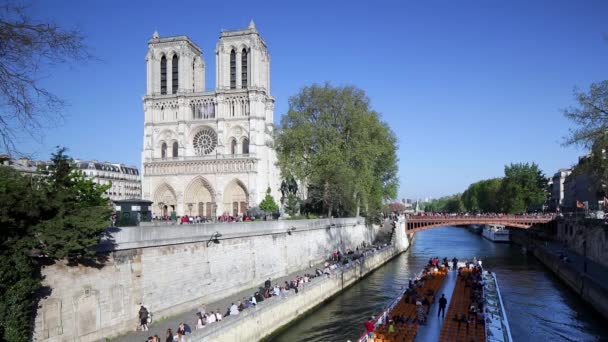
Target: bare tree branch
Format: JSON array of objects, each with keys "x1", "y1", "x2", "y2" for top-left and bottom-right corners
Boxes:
[{"x1": 0, "y1": 1, "x2": 92, "y2": 155}]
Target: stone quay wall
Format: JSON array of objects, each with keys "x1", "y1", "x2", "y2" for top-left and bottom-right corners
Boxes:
[
  {"x1": 532, "y1": 244, "x2": 608, "y2": 319},
  {"x1": 189, "y1": 222, "x2": 411, "y2": 342},
  {"x1": 511, "y1": 232, "x2": 608, "y2": 320},
  {"x1": 33, "y1": 218, "x2": 383, "y2": 342},
  {"x1": 556, "y1": 218, "x2": 608, "y2": 268}
]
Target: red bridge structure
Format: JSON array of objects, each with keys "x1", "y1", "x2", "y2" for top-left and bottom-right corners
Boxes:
[{"x1": 405, "y1": 215, "x2": 556, "y2": 233}]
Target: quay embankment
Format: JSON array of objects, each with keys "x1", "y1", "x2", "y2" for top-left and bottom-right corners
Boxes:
[
  {"x1": 33, "y1": 217, "x2": 409, "y2": 342},
  {"x1": 192, "y1": 242, "x2": 408, "y2": 342},
  {"x1": 511, "y1": 227, "x2": 608, "y2": 320}
]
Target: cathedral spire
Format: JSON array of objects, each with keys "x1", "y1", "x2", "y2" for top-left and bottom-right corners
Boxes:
[
  {"x1": 248, "y1": 19, "x2": 256, "y2": 30},
  {"x1": 152, "y1": 30, "x2": 159, "y2": 39}
]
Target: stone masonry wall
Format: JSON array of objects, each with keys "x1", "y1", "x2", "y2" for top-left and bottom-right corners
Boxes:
[
  {"x1": 33, "y1": 218, "x2": 379, "y2": 342},
  {"x1": 556, "y1": 219, "x2": 608, "y2": 268}
]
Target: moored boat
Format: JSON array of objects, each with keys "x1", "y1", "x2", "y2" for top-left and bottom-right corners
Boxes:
[{"x1": 482, "y1": 224, "x2": 510, "y2": 242}]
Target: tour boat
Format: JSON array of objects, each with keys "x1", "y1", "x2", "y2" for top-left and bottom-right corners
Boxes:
[
  {"x1": 356, "y1": 260, "x2": 513, "y2": 342},
  {"x1": 482, "y1": 224, "x2": 510, "y2": 242}
]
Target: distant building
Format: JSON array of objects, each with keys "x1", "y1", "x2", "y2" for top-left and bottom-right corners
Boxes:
[
  {"x1": 550, "y1": 168, "x2": 572, "y2": 211},
  {"x1": 562, "y1": 156, "x2": 602, "y2": 211},
  {"x1": 74, "y1": 160, "x2": 141, "y2": 201},
  {"x1": 0, "y1": 155, "x2": 141, "y2": 201}
]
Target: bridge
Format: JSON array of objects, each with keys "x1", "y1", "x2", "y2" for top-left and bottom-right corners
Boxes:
[{"x1": 405, "y1": 215, "x2": 555, "y2": 233}]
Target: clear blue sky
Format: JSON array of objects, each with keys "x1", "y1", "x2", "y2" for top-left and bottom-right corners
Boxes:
[{"x1": 21, "y1": 0, "x2": 608, "y2": 199}]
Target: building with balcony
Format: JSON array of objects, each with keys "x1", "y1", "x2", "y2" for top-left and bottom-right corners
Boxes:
[
  {"x1": 141, "y1": 21, "x2": 280, "y2": 218},
  {"x1": 0, "y1": 155, "x2": 140, "y2": 201},
  {"x1": 74, "y1": 160, "x2": 141, "y2": 201}
]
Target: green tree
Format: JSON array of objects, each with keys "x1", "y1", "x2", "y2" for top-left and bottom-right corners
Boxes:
[
  {"x1": 276, "y1": 83, "x2": 398, "y2": 218},
  {"x1": 499, "y1": 163, "x2": 547, "y2": 213},
  {"x1": 284, "y1": 193, "x2": 300, "y2": 216},
  {"x1": 259, "y1": 187, "x2": 279, "y2": 213},
  {"x1": 462, "y1": 178, "x2": 502, "y2": 212},
  {"x1": 0, "y1": 148, "x2": 110, "y2": 342},
  {"x1": 563, "y1": 81, "x2": 608, "y2": 148}
]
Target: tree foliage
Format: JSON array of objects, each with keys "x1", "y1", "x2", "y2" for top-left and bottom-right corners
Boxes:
[
  {"x1": 259, "y1": 187, "x2": 279, "y2": 213},
  {"x1": 284, "y1": 193, "x2": 300, "y2": 216},
  {"x1": 499, "y1": 163, "x2": 547, "y2": 213},
  {"x1": 276, "y1": 83, "x2": 398, "y2": 218},
  {"x1": 563, "y1": 81, "x2": 608, "y2": 192},
  {"x1": 424, "y1": 195, "x2": 463, "y2": 213},
  {"x1": 563, "y1": 81, "x2": 608, "y2": 148},
  {"x1": 461, "y1": 178, "x2": 502, "y2": 212},
  {"x1": 0, "y1": 148, "x2": 110, "y2": 342},
  {"x1": 0, "y1": 2, "x2": 91, "y2": 154}
]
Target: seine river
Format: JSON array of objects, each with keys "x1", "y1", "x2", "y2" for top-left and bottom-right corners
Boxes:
[{"x1": 269, "y1": 227, "x2": 607, "y2": 342}]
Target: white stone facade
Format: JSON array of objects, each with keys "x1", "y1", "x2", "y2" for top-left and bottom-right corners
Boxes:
[
  {"x1": 74, "y1": 160, "x2": 141, "y2": 201},
  {"x1": 141, "y1": 21, "x2": 280, "y2": 217}
]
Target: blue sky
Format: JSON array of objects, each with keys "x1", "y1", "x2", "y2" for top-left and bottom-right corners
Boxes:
[{"x1": 19, "y1": 0, "x2": 608, "y2": 199}]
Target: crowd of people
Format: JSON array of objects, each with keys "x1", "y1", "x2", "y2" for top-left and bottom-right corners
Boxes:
[
  {"x1": 407, "y1": 212, "x2": 555, "y2": 219},
  {"x1": 452, "y1": 261, "x2": 486, "y2": 330},
  {"x1": 151, "y1": 213, "x2": 256, "y2": 224},
  {"x1": 137, "y1": 243, "x2": 390, "y2": 341}
]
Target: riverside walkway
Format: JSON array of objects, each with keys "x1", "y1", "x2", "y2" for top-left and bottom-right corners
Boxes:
[
  {"x1": 111, "y1": 245, "x2": 391, "y2": 342},
  {"x1": 111, "y1": 262, "x2": 325, "y2": 342}
]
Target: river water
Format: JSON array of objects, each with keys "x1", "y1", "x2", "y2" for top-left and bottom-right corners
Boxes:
[{"x1": 269, "y1": 227, "x2": 607, "y2": 342}]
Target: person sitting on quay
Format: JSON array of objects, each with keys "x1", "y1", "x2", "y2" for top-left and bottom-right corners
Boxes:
[
  {"x1": 273, "y1": 284, "x2": 281, "y2": 297},
  {"x1": 229, "y1": 302, "x2": 240, "y2": 316},
  {"x1": 215, "y1": 309, "x2": 222, "y2": 322},
  {"x1": 196, "y1": 313, "x2": 205, "y2": 329},
  {"x1": 250, "y1": 294, "x2": 257, "y2": 306}
]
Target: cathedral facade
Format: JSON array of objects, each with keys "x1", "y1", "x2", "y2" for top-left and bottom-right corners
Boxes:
[{"x1": 141, "y1": 21, "x2": 280, "y2": 217}]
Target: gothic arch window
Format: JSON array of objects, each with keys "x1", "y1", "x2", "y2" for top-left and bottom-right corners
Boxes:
[
  {"x1": 172, "y1": 54, "x2": 179, "y2": 94},
  {"x1": 241, "y1": 48, "x2": 248, "y2": 88},
  {"x1": 242, "y1": 138, "x2": 249, "y2": 154},
  {"x1": 230, "y1": 49, "x2": 236, "y2": 89},
  {"x1": 160, "y1": 55, "x2": 167, "y2": 94},
  {"x1": 193, "y1": 128, "x2": 218, "y2": 155},
  {"x1": 172, "y1": 141, "x2": 178, "y2": 157},
  {"x1": 161, "y1": 142, "x2": 167, "y2": 159},
  {"x1": 230, "y1": 139, "x2": 237, "y2": 155}
]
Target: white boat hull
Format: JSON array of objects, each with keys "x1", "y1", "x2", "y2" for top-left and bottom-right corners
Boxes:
[{"x1": 482, "y1": 225, "x2": 510, "y2": 242}]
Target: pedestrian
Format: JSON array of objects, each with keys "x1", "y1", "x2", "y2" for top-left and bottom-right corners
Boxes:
[
  {"x1": 138, "y1": 305, "x2": 149, "y2": 331},
  {"x1": 438, "y1": 294, "x2": 447, "y2": 318},
  {"x1": 165, "y1": 329, "x2": 173, "y2": 342},
  {"x1": 364, "y1": 316, "x2": 375, "y2": 339}
]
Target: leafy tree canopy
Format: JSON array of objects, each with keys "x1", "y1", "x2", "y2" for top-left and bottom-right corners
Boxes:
[
  {"x1": 259, "y1": 187, "x2": 279, "y2": 213},
  {"x1": 0, "y1": 148, "x2": 110, "y2": 342},
  {"x1": 276, "y1": 83, "x2": 398, "y2": 218}
]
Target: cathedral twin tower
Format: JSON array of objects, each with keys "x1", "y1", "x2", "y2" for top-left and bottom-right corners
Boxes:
[{"x1": 141, "y1": 21, "x2": 280, "y2": 218}]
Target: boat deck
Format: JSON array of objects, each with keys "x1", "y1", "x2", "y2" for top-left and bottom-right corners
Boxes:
[{"x1": 414, "y1": 269, "x2": 458, "y2": 341}]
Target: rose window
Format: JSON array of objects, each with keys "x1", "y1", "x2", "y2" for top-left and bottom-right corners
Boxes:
[{"x1": 193, "y1": 128, "x2": 217, "y2": 155}]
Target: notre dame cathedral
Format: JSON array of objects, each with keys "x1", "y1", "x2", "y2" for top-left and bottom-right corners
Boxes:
[{"x1": 141, "y1": 21, "x2": 280, "y2": 217}]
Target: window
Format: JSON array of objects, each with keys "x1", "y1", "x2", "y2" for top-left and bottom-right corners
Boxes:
[
  {"x1": 172, "y1": 55, "x2": 179, "y2": 94},
  {"x1": 241, "y1": 48, "x2": 248, "y2": 88},
  {"x1": 242, "y1": 138, "x2": 249, "y2": 154},
  {"x1": 230, "y1": 139, "x2": 237, "y2": 155},
  {"x1": 160, "y1": 55, "x2": 167, "y2": 94},
  {"x1": 192, "y1": 128, "x2": 218, "y2": 155},
  {"x1": 230, "y1": 50, "x2": 236, "y2": 89},
  {"x1": 161, "y1": 142, "x2": 167, "y2": 159},
  {"x1": 172, "y1": 142, "x2": 178, "y2": 157}
]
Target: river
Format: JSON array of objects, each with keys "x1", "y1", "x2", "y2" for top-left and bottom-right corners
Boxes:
[{"x1": 269, "y1": 227, "x2": 608, "y2": 342}]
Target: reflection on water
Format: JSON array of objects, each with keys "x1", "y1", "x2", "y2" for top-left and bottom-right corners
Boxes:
[{"x1": 269, "y1": 227, "x2": 607, "y2": 342}]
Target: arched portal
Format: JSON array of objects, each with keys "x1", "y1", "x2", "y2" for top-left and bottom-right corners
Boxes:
[
  {"x1": 223, "y1": 179, "x2": 249, "y2": 216},
  {"x1": 153, "y1": 183, "x2": 177, "y2": 217},
  {"x1": 184, "y1": 177, "x2": 216, "y2": 218}
]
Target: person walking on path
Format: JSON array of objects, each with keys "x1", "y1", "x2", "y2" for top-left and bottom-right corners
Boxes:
[
  {"x1": 138, "y1": 305, "x2": 149, "y2": 331},
  {"x1": 438, "y1": 294, "x2": 448, "y2": 318}
]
